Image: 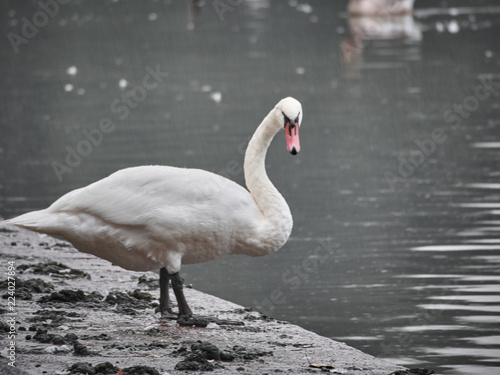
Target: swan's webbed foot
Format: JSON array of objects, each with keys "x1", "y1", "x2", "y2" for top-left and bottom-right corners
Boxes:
[
  {"x1": 155, "y1": 305, "x2": 177, "y2": 319},
  {"x1": 177, "y1": 315, "x2": 244, "y2": 327}
]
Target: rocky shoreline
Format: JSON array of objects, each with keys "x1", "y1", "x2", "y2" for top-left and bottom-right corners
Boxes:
[{"x1": 1, "y1": 223, "x2": 412, "y2": 374}]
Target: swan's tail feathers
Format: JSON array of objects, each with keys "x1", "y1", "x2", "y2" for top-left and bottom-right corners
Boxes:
[{"x1": 3, "y1": 210, "x2": 59, "y2": 235}]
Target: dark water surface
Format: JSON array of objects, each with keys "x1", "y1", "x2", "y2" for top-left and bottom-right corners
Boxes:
[{"x1": 1, "y1": 1, "x2": 500, "y2": 374}]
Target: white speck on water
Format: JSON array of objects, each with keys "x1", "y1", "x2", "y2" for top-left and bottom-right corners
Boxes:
[
  {"x1": 64, "y1": 84, "x2": 74, "y2": 92},
  {"x1": 296, "y1": 67, "x2": 305, "y2": 75},
  {"x1": 447, "y1": 20, "x2": 460, "y2": 33},
  {"x1": 77, "y1": 88, "x2": 85, "y2": 95},
  {"x1": 408, "y1": 87, "x2": 422, "y2": 94},
  {"x1": 148, "y1": 12, "x2": 158, "y2": 21},
  {"x1": 449, "y1": 7, "x2": 459, "y2": 16},
  {"x1": 297, "y1": 3, "x2": 313, "y2": 14},
  {"x1": 210, "y1": 91, "x2": 222, "y2": 103},
  {"x1": 336, "y1": 26, "x2": 345, "y2": 34},
  {"x1": 119, "y1": 79, "x2": 128, "y2": 89},
  {"x1": 201, "y1": 85, "x2": 212, "y2": 92},
  {"x1": 485, "y1": 50, "x2": 494, "y2": 58},
  {"x1": 66, "y1": 66, "x2": 77, "y2": 76},
  {"x1": 115, "y1": 58, "x2": 123, "y2": 66},
  {"x1": 436, "y1": 22, "x2": 445, "y2": 33},
  {"x1": 310, "y1": 15, "x2": 318, "y2": 23},
  {"x1": 249, "y1": 35, "x2": 258, "y2": 44},
  {"x1": 339, "y1": 190, "x2": 352, "y2": 195}
]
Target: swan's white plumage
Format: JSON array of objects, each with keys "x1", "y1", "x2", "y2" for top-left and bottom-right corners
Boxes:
[
  {"x1": 7, "y1": 166, "x2": 264, "y2": 273},
  {"x1": 348, "y1": 0, "x2": 414, "y2": 15},
  {"x1": 4, "y1": 97, "x2": 302, "y2": 275}
]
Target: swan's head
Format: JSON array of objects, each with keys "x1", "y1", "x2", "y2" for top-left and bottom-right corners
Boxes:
[{"x1": 275, "y1": 97, "x2": 302, "y2": 155}]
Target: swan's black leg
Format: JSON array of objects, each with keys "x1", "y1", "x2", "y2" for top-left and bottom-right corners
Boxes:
[
  {"x1": 170, "y1": 271, "x2": 193, "y2": 317},
  {"x1": 156, "y1": 267, "x2": 176, "y2": 318},
  {"x1": 166, "y1": 270, "x2": 244, "y2": 326}
]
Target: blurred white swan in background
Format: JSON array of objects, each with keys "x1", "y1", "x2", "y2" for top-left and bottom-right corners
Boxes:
[
  {"x1": 348, "y1": 0, "x2": 415, "y2": 16},
  {"x1": 342, "y1": 0, "x2": 421, "y2": 69}
]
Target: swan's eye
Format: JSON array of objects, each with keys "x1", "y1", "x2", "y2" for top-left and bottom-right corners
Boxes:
[
  {"x1": 282, "y1": 112, "x2": 292, "y2": 128},
  {"x1": 282, "y1": 111, "x2": 300, "y2": 127},
  {"x1": 294, "y1": 113, "x2": 300, "y2": 125}
]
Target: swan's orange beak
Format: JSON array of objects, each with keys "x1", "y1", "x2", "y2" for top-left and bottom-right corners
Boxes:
[{"x1": 285, "y1": 122, "x2": 300, "y2": 155}]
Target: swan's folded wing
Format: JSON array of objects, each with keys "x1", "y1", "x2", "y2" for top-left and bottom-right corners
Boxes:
[{"x1": 47, "y1": 165, "x2": 262, "y2": 230}]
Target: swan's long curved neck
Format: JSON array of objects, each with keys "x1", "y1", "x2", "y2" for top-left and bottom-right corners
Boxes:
[{"x1": 243, "y1": 109, "x2": 293, "y2": 251}]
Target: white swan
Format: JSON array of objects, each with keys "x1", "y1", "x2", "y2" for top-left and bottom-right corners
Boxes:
[
  {"x1": 4, "y1": 97, "x2": 302, "y2": 323},
  {"x1": 348, "y1": 0, "x2": 414, "y2": 16}
]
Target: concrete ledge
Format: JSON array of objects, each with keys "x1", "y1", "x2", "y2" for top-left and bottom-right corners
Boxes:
[{"x1": 0, "y1": 224, "x2": 405, "y2": 374}]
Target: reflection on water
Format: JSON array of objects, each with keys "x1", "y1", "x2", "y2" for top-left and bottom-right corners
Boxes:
[{"x1": 1, "y1": 1, "x2": 500, "y2": 374}]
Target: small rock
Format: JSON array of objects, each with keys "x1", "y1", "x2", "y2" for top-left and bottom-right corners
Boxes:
[
  {"x1": 389, "y1": 370, "x2": 435, "y2": 375},
  {"x1": 39, "y1": 289, "x2": 86, "y2": 303},
  {"x1": 220, "y1": 350, "x2": 235, "y2": 361},
  {"x1": 64, "y1": 333, "x2": 79, "y2": 344},
  {"x1": 174, "y1": 353, "x2": 215, "y2": 371},
  {"x1": 74, "y1": 342, "x2": 91, "y2": 356},
  {"x1": 128, "y1": 289, "x2": 154, "y2": 301},
  {"x1": 52, "y1": 335, "x2": 66, "y2": 345},
  {"x1": 123, "y1": 365, "x2": 161, "y2": 375},
  {"x1": 0, "y1": 321, "x2": 10, "y2": 332},
  {"x1": 34, "y1": 329, "x2": 62, "y2": 344},
  {"x1": 68, "y1": 362, "x2": 96, "y2": 375},
  {"x1": 137, "y1": 275, "x2": 159, "y2": 288},
  {"x1": 191, "y1": 341, "x2": 220, "y2": 360},
  {"x1": 18, "y1": 261, "x2": 90, "y2": 279},
  {"x1": 94, "y1": 362, "x2": 120, "y2": 374}
]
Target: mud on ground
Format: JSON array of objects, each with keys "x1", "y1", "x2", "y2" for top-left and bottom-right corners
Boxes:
[{"x1": 0, "y1": 225, "x2": 407, "y2": 374}]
